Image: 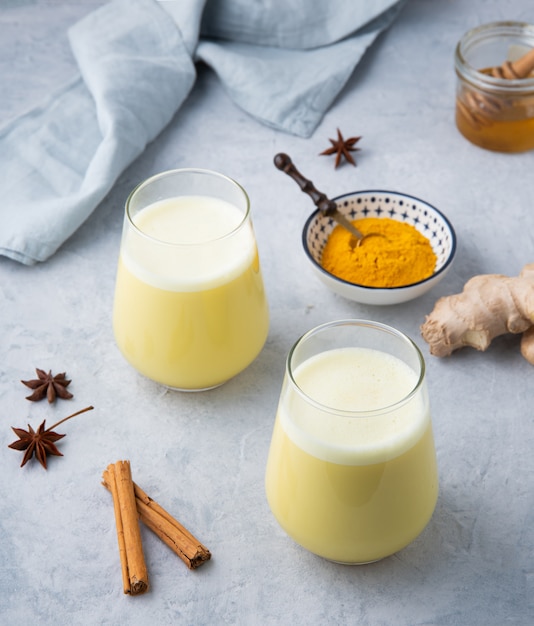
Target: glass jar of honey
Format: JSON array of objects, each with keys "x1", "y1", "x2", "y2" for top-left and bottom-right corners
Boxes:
[{"x1": 454, "y1": 21, "x2": 534, "y2": 152}]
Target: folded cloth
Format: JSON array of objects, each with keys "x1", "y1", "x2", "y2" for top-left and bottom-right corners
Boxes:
[{"x1": 0, "y1": 0, "x2": 404, "y2": 264}]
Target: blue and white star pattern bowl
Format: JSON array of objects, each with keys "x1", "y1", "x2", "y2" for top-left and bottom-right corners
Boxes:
[{"x1": 302, "y1": 190, "x2": 457, "y2": 305}]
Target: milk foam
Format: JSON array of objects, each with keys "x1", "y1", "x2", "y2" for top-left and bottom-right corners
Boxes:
[
  {"x1": 122, "y1": 196, "x2": 256, "y2": 291},
  {"x1": 279, "y1": 347, "x2": 429, "y2": 465}
]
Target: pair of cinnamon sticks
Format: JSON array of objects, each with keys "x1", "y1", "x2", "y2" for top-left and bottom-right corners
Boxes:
[{"x1": 102, "y1": 460, "x2": 211, "y2": 595}]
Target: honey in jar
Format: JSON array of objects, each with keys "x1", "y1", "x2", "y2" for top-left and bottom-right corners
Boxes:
[{"x1": 455, "y1": 22, "x2": 534, "y2": 153}]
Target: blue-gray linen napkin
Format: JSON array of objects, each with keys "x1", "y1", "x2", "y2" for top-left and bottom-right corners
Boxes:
[{"x1": 0, "y1": 0, "x2": 404, "y2": 264}]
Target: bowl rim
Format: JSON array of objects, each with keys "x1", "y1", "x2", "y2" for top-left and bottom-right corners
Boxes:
[{"x1": 301, "y1": 189, "x2": 457, "y2": 292}]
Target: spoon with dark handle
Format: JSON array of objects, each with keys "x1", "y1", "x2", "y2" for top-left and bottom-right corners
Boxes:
[{"x1": 274, "y1": 153, "x2": 367, "y2": 247}]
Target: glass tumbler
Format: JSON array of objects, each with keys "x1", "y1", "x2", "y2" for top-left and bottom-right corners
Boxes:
[
  {"x1": 265, "y1": 320, "x2": 438, "y2": 564},
  {"x1": 113, "y1": 169, "x2": 269, "y2": 391}
]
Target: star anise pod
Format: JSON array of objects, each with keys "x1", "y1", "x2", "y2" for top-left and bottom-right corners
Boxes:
[
  {"x1": 8, "y1": 406, "x2": 93, "y2": 469},
  {"x1": 320, "y1": 128, "x2": 362, "y2": 168},
  {"x1": 21, "y1": 368, "x2": 73, "y2": 403}
]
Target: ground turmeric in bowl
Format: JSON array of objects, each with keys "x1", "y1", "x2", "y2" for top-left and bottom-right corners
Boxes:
[{"x1": 320, "y1": 217, "x2": 436, "y2": 288}]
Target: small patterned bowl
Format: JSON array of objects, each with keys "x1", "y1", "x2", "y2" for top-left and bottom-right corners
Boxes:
[{"x1": 302, "y1": 190, "x2": 456, "y2": 305}]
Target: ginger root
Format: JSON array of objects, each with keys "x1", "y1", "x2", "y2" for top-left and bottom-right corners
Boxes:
[{"x1": 420, "y1": 263, "x2": 534, "y2": 364}]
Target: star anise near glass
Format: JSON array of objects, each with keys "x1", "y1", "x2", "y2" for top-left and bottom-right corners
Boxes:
[
  {"x1": 21, "y1": 368, "x2": 73, "y2": 403},
  {"x1": 320, "y1": 128, "x2": 362, "y2": 168},
  {"x1": 8, "y1": 406, "x2": 93, "y2": 469}
]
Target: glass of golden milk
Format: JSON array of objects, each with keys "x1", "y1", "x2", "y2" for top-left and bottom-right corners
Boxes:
[
  {"x1": 113, "y1": 169, "x2": 269, "y2": 391},
  {"x1": 265, "y1": 319, "x2": 438, "y2": 564}
]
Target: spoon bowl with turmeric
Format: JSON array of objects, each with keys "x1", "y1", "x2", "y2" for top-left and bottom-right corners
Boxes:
[
  {"x1": 274, "y1": 153, "x2": 385, "y2": 248},
  {"x1": 302, "y1": 190, "x2": 456, "y2": 305}
]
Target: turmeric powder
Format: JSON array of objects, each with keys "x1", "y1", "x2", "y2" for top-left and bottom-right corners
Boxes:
[{"x1": 321, "y1": 217, "x2": 436, "y2": 288}]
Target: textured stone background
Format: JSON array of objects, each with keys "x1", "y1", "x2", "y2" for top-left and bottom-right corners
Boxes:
[{"x1": 0, "y1": 1, "x2": 533, "y2": 624}]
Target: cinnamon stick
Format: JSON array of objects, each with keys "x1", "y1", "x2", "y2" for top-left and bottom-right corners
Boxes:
[
  {"x1": 133, "y1": 483, "x2": 211, "y2": 569},
  {"x1": 102, "y1": 470, "x2": 211, "y2": 570},
  {"x1": 102, "y1": 461, "x2": 149, "y2": 595}
]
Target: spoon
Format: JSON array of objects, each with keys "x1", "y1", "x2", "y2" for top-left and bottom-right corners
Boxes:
[{"x1": 274, "y1": 153, "x2": 368, "y2": 248}]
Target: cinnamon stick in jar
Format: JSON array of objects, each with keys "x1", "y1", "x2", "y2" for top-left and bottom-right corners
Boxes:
[{"x1": 102, "y1": 461, "x2": 149, "y2": 595}]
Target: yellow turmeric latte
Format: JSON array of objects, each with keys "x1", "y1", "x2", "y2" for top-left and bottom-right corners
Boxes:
[{"x1": 321, "y1": 217, "x2": 436, "y2": 288}]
